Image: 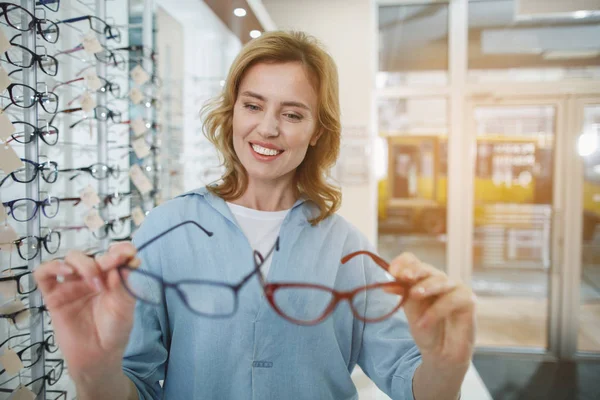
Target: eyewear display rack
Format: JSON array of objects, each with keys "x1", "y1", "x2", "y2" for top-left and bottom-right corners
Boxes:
[{"x1": 0, "y1": 0, "x2": 162, "y2": 398}]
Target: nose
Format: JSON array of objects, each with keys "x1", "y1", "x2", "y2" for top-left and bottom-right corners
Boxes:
[{"x1": 256, "y1": 111, "x2": 279, "y2": 138}]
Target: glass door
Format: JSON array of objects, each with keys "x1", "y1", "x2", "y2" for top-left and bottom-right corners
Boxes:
[
  {"x1": 467, "y1": 100, "x2": 563, "y2": 351},
  {"x1": 574, "y1": 98, "x2": 600, "y2": 355}
]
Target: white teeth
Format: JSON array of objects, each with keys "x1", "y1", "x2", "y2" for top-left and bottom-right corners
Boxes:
[{"x1": 252, "y1": 144, "x2": 281, "y2": 156}]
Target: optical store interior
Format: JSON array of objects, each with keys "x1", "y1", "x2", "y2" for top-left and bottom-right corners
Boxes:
[{"x1": 0, "y1": 0, "x2": 599, "y2": 399}]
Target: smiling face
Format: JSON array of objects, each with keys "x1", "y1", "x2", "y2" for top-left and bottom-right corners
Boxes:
[{"x1": 232, "y1": 62, "x2": 320, "y2": 188}]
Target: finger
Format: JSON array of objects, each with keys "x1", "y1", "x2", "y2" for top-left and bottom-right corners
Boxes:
[
  {"x1": 409, "y1": 275, "x2": 457, "y2": 299},
  {"x1": 95, "y1": 242, "x2": 138, "y2": 272},
  {"x1": 416, "y1": 287, "x2": 476, "y2": 329},
  {"x1": 34, "y1": 259, "x2": 76, "y2": 294},
  {"x1": 64, "y1": 250, "x2": 103, "y2": 292},
  {"x1": 389, "y1": 253, "x2": 437, "y2": 282}
]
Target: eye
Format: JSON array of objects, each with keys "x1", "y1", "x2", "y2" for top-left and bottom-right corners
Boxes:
[
  {"x1": 284, "y1": 113, "x2": 302, "y2": 121},
  {"x1": 244, "y1": 103, "x2": 261, "y2": 111}
]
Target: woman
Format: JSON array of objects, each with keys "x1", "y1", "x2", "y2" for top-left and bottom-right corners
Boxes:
[{"x1": 35, "y1": 31, "x2": 476, "y2": 400}]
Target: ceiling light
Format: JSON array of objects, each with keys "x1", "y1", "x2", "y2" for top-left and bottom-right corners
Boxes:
[
  {"x1": 250, "y1": 30, "x2": 261, "y2": 39},
  {"x1": 234, "y1": 8, "x2": 247, "y2": 17}
]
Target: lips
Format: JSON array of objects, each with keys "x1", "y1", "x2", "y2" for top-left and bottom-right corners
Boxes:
[{"x1": 250, "y1": 142, "x2": 284, "y2": 156}]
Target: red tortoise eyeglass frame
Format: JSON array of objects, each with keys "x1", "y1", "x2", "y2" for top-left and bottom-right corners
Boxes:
[{"x1": 255, "y1": 249, "x2": 410, "y2": 326}]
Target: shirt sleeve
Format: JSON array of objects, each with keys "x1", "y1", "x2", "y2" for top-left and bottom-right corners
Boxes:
[
  {"x1": 354, "y1": 239, "x2": 422, "y2": 399},
  {"x1": 121, "y1": 213, "x2": 170, "y2": 400}
]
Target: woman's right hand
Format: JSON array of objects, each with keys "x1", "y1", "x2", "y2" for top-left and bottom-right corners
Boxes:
[{"x1": 34, "y1": 242, "x2": 140, "y2": 381}]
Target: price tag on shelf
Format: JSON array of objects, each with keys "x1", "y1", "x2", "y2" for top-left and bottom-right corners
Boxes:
[
  {"x1": 0, "y1": 30, "x2": 10, "y2": 54},
  {"x1": 129, "y1": 87, "x2": 144, "y2": 105},
  {"x1": 80, "y1": 92, "x2": 96, "y2": 112},
  {"x1": 132, "y1": 206, "x2": 146, "y2": 226},
  {"x1": 0, "y1": 144, "x2": 23, "y2": 174},
  {"x1": 79, "y1": 185, "x2": 101, "y2": 208},
  {"x1": 0, "y1": 112, "x2": 16, "y2": 142},
  {"x1": 0, "y1": 204, "x2": 7, "y2": 223},
  {"x1": 0, "y1": 348, "x2": 24, "y2": 375},
  {"x1": 132, "y1": 137, "x2": 151, "y2": 159},
  {"x1": 0, "y1": 66, "x2": 11, "y2": 93},
  {"x1": 129, "y1": 164, "x2": 153, "y2": 195},
  {"x1": 82, "y1": 31, "x2": 103, "y2": 54},
  {"x1": 0, "y1": 278, "x2": 17, "y2": 299},
  {"x1": 130, "y1": 64, "x2": 150, "y2": 85},
  {"x1": 0, "y1": 224, "x2": 18, "y2": 252},
  {"x1": 131, "y1": 118, "x2": 147, "y2": 136},
  {"x1": 84, "y1": 209, "x2": 105, "y2": 231},
  {"x1": 0, "y1": 299, "x2": 25, "y2": 315},
  {"x1": 85, "y1": 72, "x2": 102, "y2": 91},
  {"x1": 8, "y1": 385, "x2": 36, "y2": 400}
]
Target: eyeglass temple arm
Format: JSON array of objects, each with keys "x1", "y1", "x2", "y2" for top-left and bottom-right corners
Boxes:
[
  {"x1": 340, "y1": 250, "x2": 390, "y2": 272},
  {"x1": 135, "y1": 220, "x2": 213, "y2": 253},
  {"x1": 58, "y1": 16, "x2": 89, "y2": 24},
  {"x1": 237, "y1": 237, "x2": 280, "y2": 286}
]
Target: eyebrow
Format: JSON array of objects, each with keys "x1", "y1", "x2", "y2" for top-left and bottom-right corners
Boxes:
[{"x1": 240, "y1": 90, "x2": 311, "y2": 111}]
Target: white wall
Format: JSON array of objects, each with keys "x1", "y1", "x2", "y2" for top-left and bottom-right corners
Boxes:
[{"x1": 262, "y1": 0, "x2": 378, "y2": 245}]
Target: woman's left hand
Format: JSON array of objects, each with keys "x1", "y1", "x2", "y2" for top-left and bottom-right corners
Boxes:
[{"x1": 387, "y1": 252, "x2": 477, "y2": 369}]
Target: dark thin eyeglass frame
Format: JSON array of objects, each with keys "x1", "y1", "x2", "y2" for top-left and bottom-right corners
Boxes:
[
  {"x1": 0, "y1": 2, "x2": 60, "y2": 43},
  {"x1": 5, "y1": 121, "x2": 59, "y2": 146},
  {"x1": 0, "y1": 332, "x2": 58, "y2": 375},
  {"x1": 1, "y1": 83, "x2": 58, "y2": 113},
  {"x1": 116, "y1": 221, "x2": 283, "y2": 318},
  {"x1": 10, "y1": 231, "x2": 62, "y2": 261},
  {"x1": 256, "y1": 250, "x2": 410, "y2": 326},
  {"x1": 0, "y1": 304, "x2": 47, "y2": 328},
  {"x1": 92, "y1": 214, "x2": 132, "y2": 239},
  {"x1": 59, "y1": 162, "x2": 120, "y2": 181},
  {"x1": 0, "y1": 267, "x2": 37, "y2": 295},
  {"x1": 2, "y1": 196, "x2": 60, "y2": 222},
  {"x1": 57, "y1": 15, "x2": 121, "y2": 42},
  {"x1": 0, "y1": 357, "x2": 63, "y2": 395},
  {"x1": 3, "y1": 35, "x2": 59, "y2": 76},
  {"x1": 0, "y1": 159, "x2": 58, "y2": 187}
]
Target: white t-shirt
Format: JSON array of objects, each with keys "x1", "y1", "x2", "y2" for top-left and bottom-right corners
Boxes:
[{"x1": 226, "y1": 202, "x2": 290, "y2": 277}]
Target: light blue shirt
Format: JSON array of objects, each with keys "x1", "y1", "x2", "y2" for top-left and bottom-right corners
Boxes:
[{"x1": 123, "y1": 186, "x2": 422, "y2": 400}]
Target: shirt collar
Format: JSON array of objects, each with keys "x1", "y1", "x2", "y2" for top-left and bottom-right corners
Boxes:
[{"x1": 179, "y1": 186, "x2": 313, "y2": 227}]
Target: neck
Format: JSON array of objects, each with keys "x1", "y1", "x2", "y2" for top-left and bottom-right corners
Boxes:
[{"x1": 231, "y1": 178, "x2": 297, "y2": 211}]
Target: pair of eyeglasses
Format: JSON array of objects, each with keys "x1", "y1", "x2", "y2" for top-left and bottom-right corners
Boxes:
[
  {"x1": 52, "y1": 76, "x2": 121, "y2": 99},
  {"x1": 0, "y1": 266, "x2": 37, "y2": 295},
  {"x1": 102, "y1": 191, "x2": 132, "y2": 206},
  {"x1": 50, "y1": 106, "x2": 122, "y2": 128},
  {"x1": 4, "y1": 230, "x2": 61, "y2": 261},
  {"x1": 0, "y1": 2, "x2": 59, "y2": 43},
  {"x1": 59, "y1": 162, "x2": 120, "y2": 181},
  {"x1": 0, "y1": 159, "x2": 58, "y2": 187},
  {"x1": 5, "y1": 120, "x2": 59, "y2": 146},
  {"x1": 116, "y1": 221, "x2": 408, "y2": 325},
  {"x1": 93, "y1": 214, "x2": 132, "y2": 239},
  {"x1": 2, "y1": 196, "x2": 60, "y2": 222},
  {"x1": 0, "y1": 304, "x2": 47, "y2": 330},
  {"x1": 0, "y1": 332, "x2": 58, "y2": 375},
  {"x1": 1, "y1": 83, "x2": 59, "y2": 113},
  {"x1": 55, "y1": 43, "x2": 126, "y2": 69},
  {"x1": 3, "y1": 34, "x2": 58, "y2": 76},
  {"x1": 0, "y1": 358, "x2": 64, "y2": 396},
  {"x1": 58, "y1": 15, "x2": 121, "y2": 42}
]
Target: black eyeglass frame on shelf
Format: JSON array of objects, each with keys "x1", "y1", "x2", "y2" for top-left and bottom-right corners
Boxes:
[
  {"x1": 0, "y1": 2, "x2": 60, "y2": 43},
  {"x1": 0, "y1": 159, "x2": 58, "y2": 187}
]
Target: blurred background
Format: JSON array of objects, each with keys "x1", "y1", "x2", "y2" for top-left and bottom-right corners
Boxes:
[{"x1": 1, "y1": 0, "x2": 599, "y2": 399}]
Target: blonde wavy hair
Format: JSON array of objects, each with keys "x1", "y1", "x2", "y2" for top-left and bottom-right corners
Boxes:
[{"x1": 200, "y1": 30, "x2": 342, "y2": 226}]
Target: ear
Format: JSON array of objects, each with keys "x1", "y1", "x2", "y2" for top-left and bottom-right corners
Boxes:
[{"x1": 309, "y1": 130, "x2": 322, "y2": 146}]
